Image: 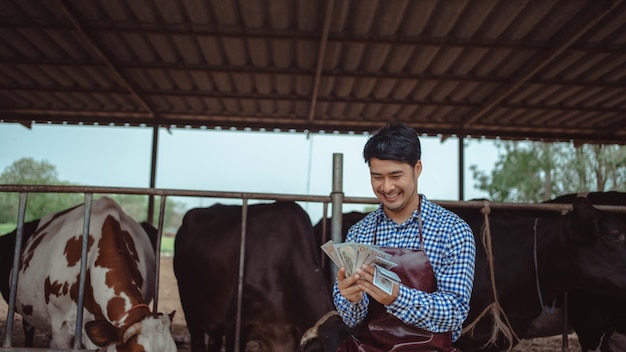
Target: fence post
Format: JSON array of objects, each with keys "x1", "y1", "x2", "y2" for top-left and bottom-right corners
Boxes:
[
  {"x1": 3, "y1": 192, "x2": 28, "y2": 348},
  {"x1": 331, "y1": 153, "x2": 344, "y2": 279}
]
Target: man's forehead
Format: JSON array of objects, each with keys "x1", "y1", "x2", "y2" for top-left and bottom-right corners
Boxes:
[{"x1": 369, "y1": 160, "x2": 411, "y2": 174}]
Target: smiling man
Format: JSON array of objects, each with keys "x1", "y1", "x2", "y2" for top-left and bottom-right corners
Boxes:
[{"x1": 333, "y1": 122, "x2": 476, "y2": 352}]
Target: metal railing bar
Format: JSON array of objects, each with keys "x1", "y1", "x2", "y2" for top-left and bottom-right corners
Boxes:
[
  {"x1": 3, "y1": 193, "x2": 27, "y2": 348},
  {"x1": 4, "y1": 185, "x2": 626, "y2": 214},
  {"x1": 152, "y1": 195, "x2": 167, "y2": 312},
  {"x1": 74, "y1": 193, "x2": 93, "y2": 349}
]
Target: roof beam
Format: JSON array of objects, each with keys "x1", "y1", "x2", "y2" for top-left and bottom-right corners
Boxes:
[
  {"x1": 3, "y1": 87, "x2": 625, "y2": 115},
  {"x1": 461, "y1": 0, "x2": 624, "y2": 130},
  {"x1": 4, "y1": 23, "x2": 623, "y2": 55},
  {"x1": 3, "y1": 58, "x2": 623, "y2": 89},
  {"x1": 307, "y1": 0, "x2": 335, "y2": 125},
  {"x1": 3, "y1": 111, "x2": 623, "y2": 144},
  {"x1": 57, "y1": 0, "x2": 155, "y2": 117}
]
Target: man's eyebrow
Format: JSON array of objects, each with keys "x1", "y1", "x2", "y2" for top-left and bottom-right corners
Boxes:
[{"x1": 370, "y1": 170, "x2": 404, "y2": 176}]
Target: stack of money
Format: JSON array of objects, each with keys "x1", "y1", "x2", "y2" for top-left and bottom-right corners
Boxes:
[{"x1": 321, "y1": 240, "x2": 401, "y2": 294}]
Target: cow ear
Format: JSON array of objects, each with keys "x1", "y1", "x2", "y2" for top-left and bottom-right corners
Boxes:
[
  {"x1": 85, "y1": 320, "x2": 119, "y2": 347},
  {"x1": 566, "y1": 197, "x2": 598, "y2": 242}
]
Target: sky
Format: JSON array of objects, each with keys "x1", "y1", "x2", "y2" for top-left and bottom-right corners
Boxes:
[{"x1": 0, "y1": 123, "x2": 501, "y2": 223}]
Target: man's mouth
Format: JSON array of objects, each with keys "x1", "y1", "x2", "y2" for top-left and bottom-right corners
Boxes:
[{"x1": 382, "y1": 192, "x2": 400, "y2": 200}]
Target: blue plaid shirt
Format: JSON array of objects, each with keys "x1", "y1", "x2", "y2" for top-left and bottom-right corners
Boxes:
[{"x1": 333, "y1": 195, "x2": 476, "y2": 341}]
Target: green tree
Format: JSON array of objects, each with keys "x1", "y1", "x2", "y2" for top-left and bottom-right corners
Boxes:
[
  {"x1": 471, "y1": 141, "x2": 626, "y2": 202},
  {"x1": 0, "y1": 158, "x2": 83, "y2": 224},
  {"x1": 0, "y1": 158, "x2": 187, "y2": 233}
]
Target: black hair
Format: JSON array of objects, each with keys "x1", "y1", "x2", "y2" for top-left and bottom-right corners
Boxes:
[{"x1": 363, "y1": 122, "x2": 421, "y2": 166}]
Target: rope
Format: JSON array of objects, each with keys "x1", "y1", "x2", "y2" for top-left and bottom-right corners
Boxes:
[
  {"x1": 533, "y1": 218, "x2": 546, "y2": 310},
  {"x1": 115, "y1": 303, "x2": 150, "y2": 327},
  {"x1": 462, "y1": 201, "x2": 520, "y2": 351}
]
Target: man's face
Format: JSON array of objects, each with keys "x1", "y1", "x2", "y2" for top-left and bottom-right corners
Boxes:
[{"x1": 369, "y1": 157, "x2": 422, "y2": 220}]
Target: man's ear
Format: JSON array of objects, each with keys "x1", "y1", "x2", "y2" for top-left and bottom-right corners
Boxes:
[{"x1": 414, "y1": 160, "x2": 423, "y2": 177}]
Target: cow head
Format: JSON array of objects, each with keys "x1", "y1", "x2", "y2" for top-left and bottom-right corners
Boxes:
[
  {"x1": 563, "y1": 197, "x2": 626, "y2": 297},
  {"x1": 85, "y1": 309, "x2": 176, "y2": 352},
  {"x1": 297, "y1": 311, "x2": 356, "y2": 352}
]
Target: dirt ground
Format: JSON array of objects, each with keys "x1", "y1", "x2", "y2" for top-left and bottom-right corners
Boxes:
[{"x1": 0, "y1": 256, "x2": 581, "y2": 351}]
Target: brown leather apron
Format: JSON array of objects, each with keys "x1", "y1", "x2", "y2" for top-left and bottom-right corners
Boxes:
[{"x1": 337, "y1": 210, "x2": 456, "y2": 352}]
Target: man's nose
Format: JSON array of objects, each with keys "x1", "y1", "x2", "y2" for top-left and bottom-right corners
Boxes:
[{"x1": 381, "y1": 178, "x2": 394, "y2": 192}]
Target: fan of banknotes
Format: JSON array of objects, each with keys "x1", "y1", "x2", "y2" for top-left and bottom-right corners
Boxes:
[{"x1": 321, "y1": 240, "x2": 401, "y2": 294}]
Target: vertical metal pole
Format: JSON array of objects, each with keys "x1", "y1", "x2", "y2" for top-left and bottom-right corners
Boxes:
[
  {"x1": 459, "y1": 136, "x2": 465, "y2": 201},
  {"x1": 74, "y1": 193, "x2": 93, "y2": 349},
  {"x1": 152, "y1": 195, "x2": 167, "y2": 312},
  {"x1": 234, "y1": 199, "x2": 249, "y2": 352},
  {"x1": 330, "y1": 153, "x2": 344, "y2": 279},
  {"x1": 147, "y1": 124, "x2": 159, "y2": 225},
  {"x1": 4, "y1": 192, "x2": 28, "y2": 347},
  {"x1": 562, "y1": 292, "x2": 569, "y2": 352},
  {"x1": 320, "y1": 202, "x2": 329, "y2": 270}
]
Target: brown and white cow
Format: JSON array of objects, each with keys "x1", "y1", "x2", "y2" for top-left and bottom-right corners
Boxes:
[{"x1": 12, "y1": 196, "x2": 176, "y2": 351}]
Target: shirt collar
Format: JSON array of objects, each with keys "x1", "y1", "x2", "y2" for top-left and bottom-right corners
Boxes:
[{"x1": 374, "y1": 194, "x2": 429, "y2": 227}]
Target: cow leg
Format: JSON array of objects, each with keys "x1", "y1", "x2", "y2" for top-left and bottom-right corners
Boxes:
[
  {"x1": 207, "y1": 327, "x2": 225, "y2": 352},
  {"x1": 603, "y1": 331, "x2": 626, "y2": 352},
  {"x1": 186, "y1": 322, "x2": 207, "y2": 352},
  {"x1": 22, "y1": 320, "x2": 35, "y2": 347},
  {"x1": 185, "y1": 320, "x2": 224, "y2": 352}
]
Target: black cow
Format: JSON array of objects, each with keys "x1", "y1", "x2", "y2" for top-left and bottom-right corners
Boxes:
[
  {"x1": 173, "y1": 201, "x2": 354, "y2": 352},
  {"x1": 315, "y1": 196, "x2": 626, "y2": 352},
  {"x1": 543, "y1": 192, "x2": 626, "y2": 352}
]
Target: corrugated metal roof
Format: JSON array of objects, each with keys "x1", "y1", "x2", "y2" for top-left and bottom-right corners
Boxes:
[{"x1": 0, "y1": 0, "x2": 625, "y2": 144}]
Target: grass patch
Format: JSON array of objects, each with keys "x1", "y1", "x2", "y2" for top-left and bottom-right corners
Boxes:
[
  {"x1": 0, "y1": 223, "x2": 16, "y2": 236},
  {"x1": 160, "y1": 236, "x2": 175, "y2": 256}
]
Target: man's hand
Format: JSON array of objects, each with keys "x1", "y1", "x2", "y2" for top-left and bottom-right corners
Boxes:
[
  {"x1": 337, "y1": 267, "x2": 364, "y2": 302},
  {"x1": 356, "y1": 264, "x2": 399, "y2": 306}
]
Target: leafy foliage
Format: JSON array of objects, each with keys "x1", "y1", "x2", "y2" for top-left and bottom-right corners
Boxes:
[
  {"x1": 471, "y1": 141, "x2": 626, "y2": 202},
  {"x1": 0, "y1": 157, "x2": 186, "y2": 232},
  {"x1": 0, "y1": 158, "x2": 83, "y2": 224}
]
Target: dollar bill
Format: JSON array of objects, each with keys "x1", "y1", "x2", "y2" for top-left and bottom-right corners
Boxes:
[
  {"x1": 321, "y1": 241, "x2": 401, "y2": 290},
  {"x1": 370, "y1": 255, "x2": 398, "y2": 270},
  {"x1": 373, "y1": 264, "x2": 401, "y2": 282},
  {"x1": 359, "y1": 246, "x2": 393, "y2": 269},
  {"x1": 335, "y1": 242, "x2": 359, "y2": 276},
  {"x1": 320, "y1": 240, "x2": 344, "y2": 269},
  {"x1": 355, "y1": 243, "x2": 373, "y2": 270},
  {"x1": 373, "y1": 266, "x2": 394, "y2": 295}
]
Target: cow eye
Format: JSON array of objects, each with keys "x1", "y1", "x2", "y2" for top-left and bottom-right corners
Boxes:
[{"x1": 606, "y1": 230, "x2": 625, "y2": 242}]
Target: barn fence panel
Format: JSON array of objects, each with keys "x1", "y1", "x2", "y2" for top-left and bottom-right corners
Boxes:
[{"x1": 1, "y1": 184, "x2": 626, "y2": 351}]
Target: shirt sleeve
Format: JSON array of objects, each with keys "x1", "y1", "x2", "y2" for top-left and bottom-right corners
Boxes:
[
  {"x1": 332, "y1": 280, "x2": 369, "y2": 327},
  {"x1": 386, "y1": 220, "x2": 476, "y2": 337}
]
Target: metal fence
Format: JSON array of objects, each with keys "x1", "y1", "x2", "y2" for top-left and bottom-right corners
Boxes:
[{"x1": 1, "y1": 182, "x2": 625, "y2": 351}]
